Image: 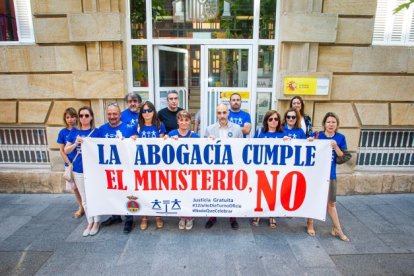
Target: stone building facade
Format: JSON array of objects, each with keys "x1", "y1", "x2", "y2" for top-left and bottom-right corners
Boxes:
[{"x1": 0, "y1": 0, "x2": 413, "y2": 193}]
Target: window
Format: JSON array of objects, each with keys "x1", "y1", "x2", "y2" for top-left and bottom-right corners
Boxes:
[
  {"x1": 373, "y1": 0, "x2": 414, "y2": 46},
  {"x1": 357, "y1": 129, "x2": 414, "y2": 168},
  {"x1": 0, "y1": 127, "x2": 50, "y2": 166},
  {"x1": 0, "y1": 0, "x2": 34, "y2": 43}
]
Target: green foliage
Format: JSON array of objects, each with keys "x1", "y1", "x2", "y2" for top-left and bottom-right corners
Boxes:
[{"x1": 393, "y1": 0, "x2": 414, "y2": 14}]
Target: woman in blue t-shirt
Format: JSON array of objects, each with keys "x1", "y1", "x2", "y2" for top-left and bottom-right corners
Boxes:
[
  {"x1": 137, "y1": 101, "x2": 166, "y2": 231},
  {"x1": 57, "y1": 107, "x2": 84, "y2": 218},
  {"x1": 252, "y1": 110, "x2": 284, "y2": 229},
  {"x1": 65, "y1": 106, "x2": 101, "y2": 237},
  {"x1": 307, "y1": 112, "x2": 350, "y2": 242},
  {"x1": 169, "y1": 110, "x2": 200, "y2": 231},
  {"x1": 282, "y1": 108, "x2": 306, "y2": 140}
]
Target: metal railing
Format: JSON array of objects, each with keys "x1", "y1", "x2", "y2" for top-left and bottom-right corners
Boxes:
[
  {"x1": 357, "y1": 129, "x2": 414, "y2": 168},
  {"x1": 0, "y1": 127, "x2": 50, "y2": 166}
]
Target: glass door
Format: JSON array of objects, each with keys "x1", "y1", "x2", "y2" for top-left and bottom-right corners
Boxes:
[
  {"x1": 200, "y1": 45, "x2": 253, "y2": 136},
  {"x1": 154, "y1": 46, "x2": 189, "y2": 110}
]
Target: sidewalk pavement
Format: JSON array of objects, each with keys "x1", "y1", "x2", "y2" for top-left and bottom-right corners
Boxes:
[{"x1": 0, "y1": 193, "x2": 413, "y2": 276}]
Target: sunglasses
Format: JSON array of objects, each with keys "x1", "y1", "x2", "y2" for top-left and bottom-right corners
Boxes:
[
  {"x1": 108, "y1": 102, "x2": 119, "y2": 107},
  {"x1": 79, "y1": 114, "x2": 90, "y2": 118},
  {"x1": 286, "y1": 115, "x2": 296, "y2": 120},
  {"x1": 141, "y1": 108, "x2": 153, "y2": 113},
  {"x1": 268, "y1": 117, "x2": 279, "y2": 122}
]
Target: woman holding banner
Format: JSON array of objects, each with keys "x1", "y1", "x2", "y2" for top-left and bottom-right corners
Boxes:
[
  {"x1": 137, "y1": 101, "x2": 166, "y2": 230},
  {"x1": 290, "y1": 96, "x2": 312, "y2": 137},
  {"x1": 282, "y1": 108, "x2": 306, "y2": 140},
  {"x1": 64, "y1": 106, "x2": 101, "y2": 237},
  {"x1": 308, "y1": 112, "x2": 349, "y2": 242},
  {"x1": 252, "y1": 110, "x2": 284, "y2": 228},
  {"x1": 169, "y1": 110, "x2": 200, "y2": 230}
]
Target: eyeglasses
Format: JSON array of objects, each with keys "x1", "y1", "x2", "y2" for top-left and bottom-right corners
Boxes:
[
  {"x1": 108, "y1": 102, "x2": 119, "y2": 107},
  {"x1": 286, "y1": 115, "x2": 296, "y2": 120},
  {"x1": 79, "y1": 114, "x2": 90, "y2": 118},
  {"x1": 141, "y1": 108, "x2": 153, "y2": 113},
  {"x1": 268, "y1": 117, "x2": 279, "y2": 122}
]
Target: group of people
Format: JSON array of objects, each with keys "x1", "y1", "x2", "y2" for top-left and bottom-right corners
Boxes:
[{"x1": 58, "y1": 92, "x2": 349, "y2": 242}]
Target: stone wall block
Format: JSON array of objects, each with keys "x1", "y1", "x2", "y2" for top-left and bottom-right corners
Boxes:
[
  {"x1": 0, "y1": 74, "x2": 74, "y2": 99},
  {"x1": 352, "y1": 47, "x2": 410, "y2": 73},
  {"x1": 47, "y1": 127, "x2": 62, "y2": 150},
  {"x1": 2, "y1": 46, "x2": 86, "y2": 72},
  {"x1": 391, "y1": 103, "x2": 414, "y2": 126},
  {"x1": 33, "y1": 18, "x2": 70, "y2": 43},
  {"x1": 354, "y1": 174, "x2": 383, "y2": 194},
  {"x1": 0, "y1": 101, "x2": 17, "y2": 123},
  {"x1": 280, "y1": 43, "x2": 311, "y2": 72},
  {"x1": 336, "y1": 174, "x2": 356, "y2": 195},
  {"x1": 49, "y1": 150, "x2": 64, "y2": 172},
  {"x1": 408, "y1": 48, "x2": 414, "y2": 73},
  {"x1": 111, "y1": 0, "x2": 120, "y2": 12},
  {"x1": 98, "y1": 0, "x2": 112, "y2": 11},
  {"x1": 323, "y1": 0, "x2": 377, "y2": 15},
  {"x1": 86, "y1": 42, "x2": 101, "y2": 70},
  {"x1": 331, "y1": 75, "x2": 414, "y2": 101},
  {"x1": 68, "y1": 13, "x2": 122, "y2": 41},
  {"x1": 47, "y1": 100, "x2": 90, "y2": 125},
  {"x1": 355, "y1": 103, "x2": 389, "y2": 126},
  {"x1": 102, "y1": 42, "x2": 115, "y2": 70},
  {"x1": 382, "y1": 175, "x2": 394, "y2": 193},
  {"x1": 0, "y1": 47, "x2": 6, "y2": 71},
  {"x1": 280, "y1": 13, "x2": 337, "y2": 43},
  {"x1": 55, "y1": 46, "x2": 87, "y2": 71},
  {"x1": 391, "y1": 175, "x2": 413, "y2": 193},
  {"x1": 113, "y1": 42, "x2": 123, "y2": 70},
  {"x1": 18, "y1": 101, "x2": 51, "y2": 123},
  {"x1": 32, "y1": 0, "x2": 82, "y2": 14},
  {"x1": 314, "y1": 103, "x2": 359, "y2": 127},
  {"x1": 73, "y1": 71, "x2": 124, "y2": 99},
  {"x1": 336, "y1": 18, "x2": 374, "y2": 44},
  {"x1": 317, "y1": 46, "x2": 353, "y2": 72}
]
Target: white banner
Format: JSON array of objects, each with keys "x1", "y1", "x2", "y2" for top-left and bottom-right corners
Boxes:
[{"x1": 83, "y1": 138, "x2": 332, "y2": 220}]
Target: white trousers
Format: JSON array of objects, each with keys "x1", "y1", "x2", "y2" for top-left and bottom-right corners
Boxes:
[{"x1": 73, "y1": 172, "x2": 101, "y2": 224}]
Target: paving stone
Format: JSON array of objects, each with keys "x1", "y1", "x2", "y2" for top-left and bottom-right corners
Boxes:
[
  {"x1": 0, "y1": 215, "x2": 32, "y2": 242},
  {"x1": 0, "y1": 251, "x2": 53, "y2": 276}
]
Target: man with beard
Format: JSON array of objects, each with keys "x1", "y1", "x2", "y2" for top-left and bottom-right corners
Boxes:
[
  {"x1": 228, "y1": 93, "x2": 252, "y2": 137},
  {"x1": 121, "y1": 92, "x2": 142, "y2": 129},
  {"x1": 204, "y1": 103, "x2": 243, "y2": 230},
  {"x1": 99, "y1": 103, "x2": 138, "y2": 234}
]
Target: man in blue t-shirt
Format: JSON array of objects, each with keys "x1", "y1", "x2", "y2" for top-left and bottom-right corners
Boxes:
[
  {"x1": 228, "y1": 93, "x2": 252, "y2": 137},
  {"x1": 120, "y1": 92, "x2": 142, "y2": 129},
  {"x1": 99, "y1": 103, "x2": 138, "y2": 234}
]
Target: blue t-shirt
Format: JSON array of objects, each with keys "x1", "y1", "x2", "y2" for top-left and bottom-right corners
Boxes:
[
  {"x1": 98, "y1": 122, "x2": 138, "y2": 138},
  {"x1": 283, "y1": 126, "x2": 306, "y2": 139},
  {"x1": 121, "y1": 109, "x2": 139, "y2": 129},
  {"x1": 67, "y1": 128, "x2": 100, "y2": 173},
  {"x1": 138, "y1": 124, "x2": 166, "y2": 138},
  {"x1": 168, "y1": 129, "x2": 200, "y2": 138},
  {"x1": 253, "y1": 128, "x2": 284, "y2": 139},
  {"x1": 228, "y1": 109, "x2": 251, "y2": 137},
  {"x1": 57, "y1": 128, "x2": 75, "y2": 166},
  {"x1": 311, "y1": 131, "x2": 347, "y2": 180}
]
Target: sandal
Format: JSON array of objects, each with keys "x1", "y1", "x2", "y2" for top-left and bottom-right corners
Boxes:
[
  {"x1": 155, "y1": 217, "x2": 164, "y2": 229},
  {"x1": 331, "y1": 227, "x2": 350, "y2": 242},
  {"x1": 307, "y1": 219, "x2": 316, "y2": 236},
  {"x1": 269, "y1": 218, "x2": 277, "y2": 229},
  {"x1": 140, "y1": 217, "x2": 148, "y2": 230},
  {"x1": 252, "y1": 217, "x2": 260, "y2": 226}
]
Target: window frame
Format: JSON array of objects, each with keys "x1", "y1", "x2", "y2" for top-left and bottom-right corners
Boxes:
[{"x1": 0, "y1": 0, "x2": 35, "y2": 45}]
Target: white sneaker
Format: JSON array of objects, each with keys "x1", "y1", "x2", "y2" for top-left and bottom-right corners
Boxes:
[
  {"x1": 179, "y1": 218, "x2": 186, "y2": 230},
  {"x1": 185, "y1": 219, "x2": 194, "y2": 230}
]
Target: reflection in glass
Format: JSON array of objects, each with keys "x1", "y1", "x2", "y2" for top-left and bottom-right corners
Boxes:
[
  {"x1": 130, "y1": 0, "x2": 147, "y2": 39},
  {"x1": 152, "y1": 0, "x2": 253, "y2": 39},
  {"x1": 159, "y1": 50, "x2": 185, "y2": 87},
  {"x1": 259, "y1": 0, "x2": 276, "y2": 39},
  {"x1": 255, "y1": 92, "x2": 272, "y2": 128},
  {"x1": 132, "y1": 46, "x2": 148, "y2": 87},
  {"x1": 208, "y1": 49, "x2": 248, "y2": 87},
  {"x1": 257, "y1": 45, "x2": 274, "y2": 88}
]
